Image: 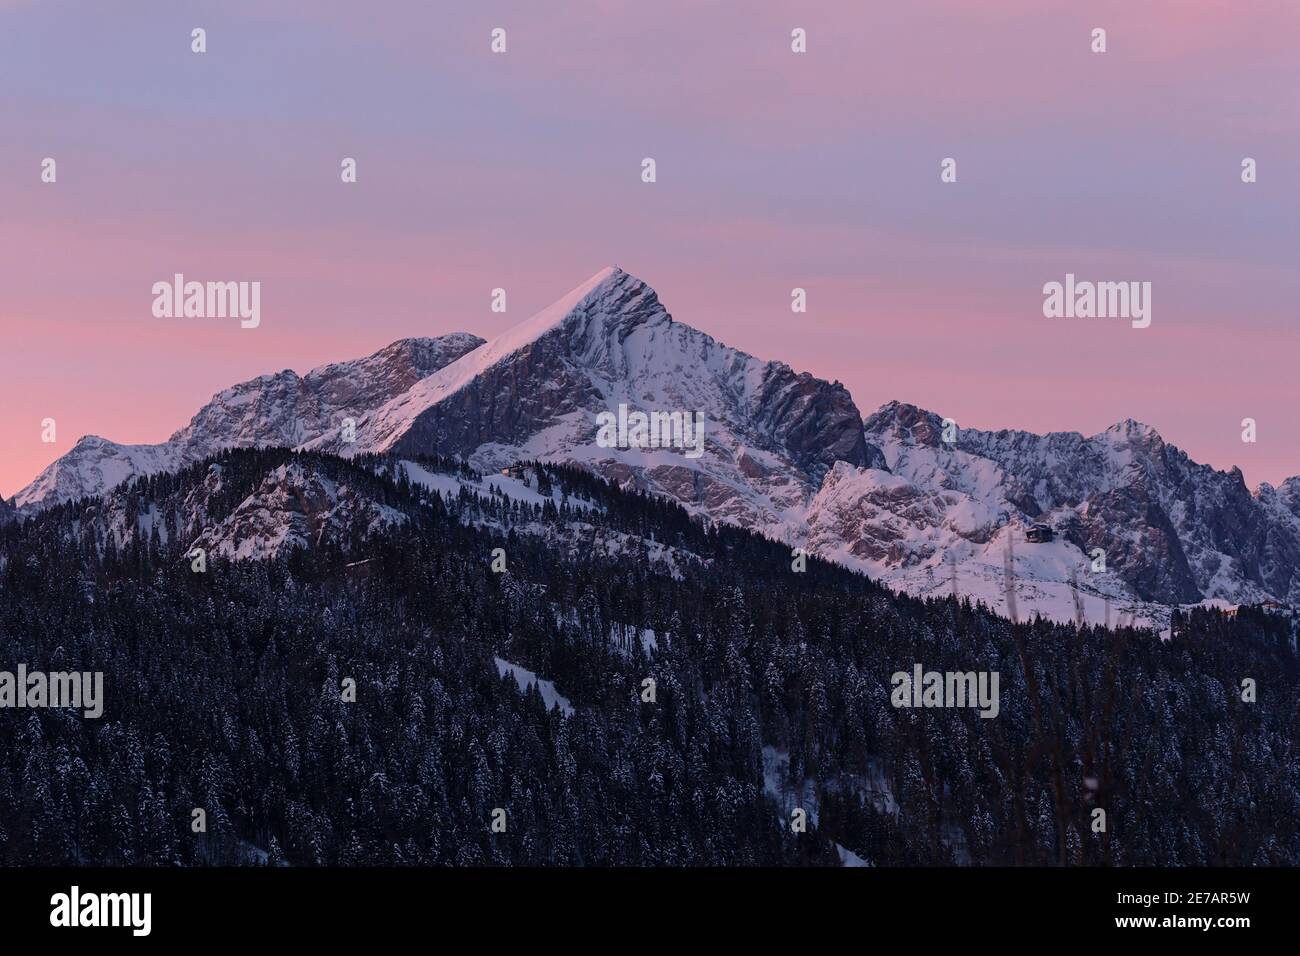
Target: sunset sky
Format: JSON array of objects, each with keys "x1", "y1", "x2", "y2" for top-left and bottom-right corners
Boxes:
[{"x1": 2, "y1": 0, "x2": 1297, "y2": 497}]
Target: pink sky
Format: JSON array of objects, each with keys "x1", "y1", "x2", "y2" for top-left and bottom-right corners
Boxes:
[{"x1": 2, "y1": 0, "x2": 1298, "y2": 497}]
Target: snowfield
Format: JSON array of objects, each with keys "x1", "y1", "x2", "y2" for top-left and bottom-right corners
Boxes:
[{"x1": 494, "y1": 657, "x2": 574, "y2": 716}]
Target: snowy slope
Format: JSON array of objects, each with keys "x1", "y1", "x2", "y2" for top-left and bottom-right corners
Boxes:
[
  {"x1": 803, "y1": 460, "x2": 1156, "y2": 625},
  {"x1": 14, "y1": 436, "x2": 181, "y2": 513},
  {"x1": 494, "y1": 657, "x2": 574, "y2": 716}
]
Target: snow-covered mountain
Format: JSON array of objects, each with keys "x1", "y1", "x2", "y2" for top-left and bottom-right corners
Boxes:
[
  {"x1": 807, "y1": 401, "x2": 1300, "y2": 624},
  {"x1": 306, "y1": 266, "x2": 881, "y2": 530},
  {"x1": 13, "y1": 265, "x2": 1299, "y2": 626},
  {"x1": 857, "y1": 402, "x2": 1294, "y2": 607},
  {"x1": 14, "y1": 334, "x2": 484, "y2": 511}
]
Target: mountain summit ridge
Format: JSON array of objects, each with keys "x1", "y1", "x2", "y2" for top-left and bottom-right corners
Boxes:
[{"x1": 12, "y1": 267, "x2": 1300, "y2": 619}]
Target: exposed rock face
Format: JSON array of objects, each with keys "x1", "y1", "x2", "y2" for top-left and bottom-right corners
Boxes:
[
  {"x1": 751, "y1": 367, "x2": 884, "y2": 480},
  {"x1": 188, "y1": 462, "x2": 407, "y2": 560},
  {"x1": 1256, "y1": 478, "x2": 1300, "y2": 603}
]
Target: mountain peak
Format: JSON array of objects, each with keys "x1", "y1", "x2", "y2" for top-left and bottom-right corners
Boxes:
[
  {"x1": 1103, "y1": 417, "x2": 1162, "y2": 441},
  {"x1": 502, "y1": 265, "x2": 667, "y2": 347},
  {"x1": 299, "y1": 266, "x2": 875, "y2": 516},
  {"x1": 863, "y1": 401, "x2": 947, "y2": 445},
  {"x1": 494, "y1": 265, "x2": 626, "y2": 349},
  {"x1": 341, "y1": 268, "x2": 663, "y2": 437}
]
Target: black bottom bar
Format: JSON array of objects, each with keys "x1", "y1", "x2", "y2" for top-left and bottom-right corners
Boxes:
[{"x1": 0, "y1": 866, "x2": 1279, "y2": 942}]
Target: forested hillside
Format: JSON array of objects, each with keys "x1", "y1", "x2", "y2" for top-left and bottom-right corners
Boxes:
[{"x1": 0, "y1": 450, "x2": 1295, "y2": 865}]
